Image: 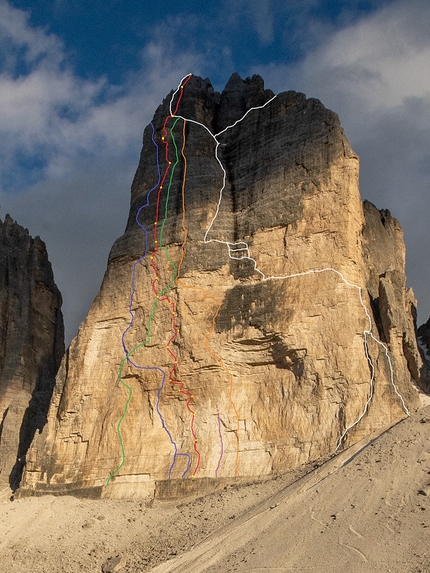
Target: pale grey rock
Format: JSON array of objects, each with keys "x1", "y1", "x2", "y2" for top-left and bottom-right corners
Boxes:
[
  {"x1": 0, "y1": 215, "x2": 64, "y2": 489},
  {"x1": 19, "y1": 75, "x2": 426, "y2": 499}
]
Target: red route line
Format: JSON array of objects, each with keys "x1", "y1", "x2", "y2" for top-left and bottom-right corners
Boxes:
[
  {"x1": 167, "y1": 119, "x2": 201, "y2": 476},
  {"x1": 153, "y1": 73, "x2": 192, "y2": 244},
  {"x1": 176, "y1": 116, "x2": 240, "y2": 477},
  {"x1": 148, "y1": 73, "x2": 201, "y2": 477}
]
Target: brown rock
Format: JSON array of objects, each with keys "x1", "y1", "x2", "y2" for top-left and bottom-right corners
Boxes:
[
  {"x1": 418, "y1": 317, "x2": 430, "y2": 358},
  {"x1": 418, "y1": 317, "x2": 430, "y2": 388},
  {"x1": 19, "y1": 74, "x2": 425, "y2": 499},
  {"x1": 102, "y1": 555, "x2": 125, "y2": 573},
  {"x1": 0, "y1": 215, "x2": 64, "y2": 490}
]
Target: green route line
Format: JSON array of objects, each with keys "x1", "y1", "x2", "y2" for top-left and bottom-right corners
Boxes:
[
  {"x1": 159, "y1": 116, "x2": 181, "y2": 294},
  {"x1": 106, "y1": 117, "x2": 183, "y2": 485}
]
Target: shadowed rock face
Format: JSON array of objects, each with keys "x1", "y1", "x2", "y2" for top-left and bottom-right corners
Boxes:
[
  {"x1": 418, "y1": 318, "x2": 430, "y2": 385},
  {"x1": 20, "y1": 74, "x2": 426, "y2": 500},
  {"x1": 0, "y1": 215, "x2": 64, "y2": 490},
  {"x1": 362, "y1": 201, "x2": 430, "y2": 394},
  {"x1": 419, "y1": 319, "x2": 430, "y2": 355}
]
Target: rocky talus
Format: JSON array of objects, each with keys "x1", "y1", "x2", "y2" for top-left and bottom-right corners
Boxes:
[
  {"x1": 20, "y1": 74, "x2": 426, "y2": 499},
  {"x1": 0, "y1": 215, "x2": 64, "y2": 490}
]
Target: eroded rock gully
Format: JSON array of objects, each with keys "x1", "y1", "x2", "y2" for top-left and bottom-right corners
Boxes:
[{"x1": 19, "y1": 74, "x2": 428, "y2": 499}]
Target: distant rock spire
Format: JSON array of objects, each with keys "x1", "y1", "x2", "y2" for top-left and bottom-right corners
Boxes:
[{"x1": 0, "y1": 214, "x2": 64, "y2": 491}]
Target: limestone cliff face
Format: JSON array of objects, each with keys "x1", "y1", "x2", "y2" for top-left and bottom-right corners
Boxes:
[
  {"x1": 419, "y1": 319, "x2": 430, "y2": 355},
  {"x1": 0, "y1": 215, "x2": 64, "y2": 490},
  {"x1": 21, "y1": 74, "x2": 424, "y2": 499},
  {"x1": 418, "y1": 318, "x2": 430, "y2": 384},
  {"x1": 362, "y1": 202, "x2": 429, "y2": 394}
]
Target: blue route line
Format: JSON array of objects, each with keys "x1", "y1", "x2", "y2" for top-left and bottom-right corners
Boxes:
[
  {"x1": 122, "y1": 122, "x2": 161, "y2": 355},
  {"x1": 119, "y1": 120, "x2": 190, "y2": 480}
]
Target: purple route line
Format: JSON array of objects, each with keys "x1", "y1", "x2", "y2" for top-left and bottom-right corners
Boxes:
[
  {"x1": 122, "y1": 122, "x2": 161, "y2": 356},
  {"x1": 123, "y1": 355, "x2": 191, "y2": 479},
  {"x1": 120, "y1": 121, "x2": 191, "y2": 479},
  {"x1": 156, "y1": 367, "x2": 191, "y2": 479},
  {"x1": 215, "y1": 404, "x2": 224, "y2": 477}
]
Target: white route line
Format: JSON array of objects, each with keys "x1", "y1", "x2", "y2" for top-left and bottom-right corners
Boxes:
[{"x1": 169, "y1": 73, "x2": 409, "y2": 452}]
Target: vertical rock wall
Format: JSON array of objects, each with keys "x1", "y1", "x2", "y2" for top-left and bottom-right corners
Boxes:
[
  {"x1": 418, "y1": 317, "x2": 430, "y2": 387},
  {"x1": 20, "y1": 75, "x2": 425, "y2": 499},
  {"x1": 362, "y1": 201, "x2": 428, "y2": 394},
  {"x1": 0, "y1": 215, "x2": 64, "y2": 490}
]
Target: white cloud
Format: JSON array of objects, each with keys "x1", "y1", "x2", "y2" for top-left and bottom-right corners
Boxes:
[
  {"x1": 249, "y1": 0, "x2": 275, "y2": 45},
  {"x1": 0, "y1": 1, "x2": 62, "y2": 66},
  {"x1": 0, "y1": 3, "x2": 206, "y2": 343},
  {"x1": 0, "y1": 2, "x2": 146, "y2": 344},
  {"x1": 251, "y1": 0, "x2": 430, "y2": 323},
  {"x1": 253, "y1": 0, "x2": 430, "y2": 118},
  {"x1": 0, "y1": 3, "x2": 193, "y2": 186},
  {"x1": 1, "y1": 0, "x2": 429, "y2": 344}
]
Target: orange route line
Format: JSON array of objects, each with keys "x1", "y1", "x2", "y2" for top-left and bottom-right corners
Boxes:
[
  {"x1": 176, "y1": 119, "x2": 240, "y2": 477},
  {"x1": 148, "y1": 74, "x2": 201, "y2": 477},
  {"x1": 165, "y1": 119, "x2": 201, "y2": 476},
  {"x1": 157, "y1": 118, "x2": 202, "y2": 477}
]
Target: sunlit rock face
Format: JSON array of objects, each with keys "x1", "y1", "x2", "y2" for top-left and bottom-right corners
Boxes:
[
  {"x1": 20, "y1": 74, "x2": 424, "y2": 499},
  {"x1": 0, "y1": 215, "x2": 64, "y2": 490}
]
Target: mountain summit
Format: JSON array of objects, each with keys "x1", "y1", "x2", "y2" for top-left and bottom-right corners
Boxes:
[{"x1": 18, "y1": 74, "x2": 428, "y2": 499}]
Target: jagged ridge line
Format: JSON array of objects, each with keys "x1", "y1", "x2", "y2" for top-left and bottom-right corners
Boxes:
[
  {"x1": 171, "y1": 76, "x2": 276, "y2": 247},
  {"x1": 171, "y1": 73, "x2": 410, "y2": 453}
]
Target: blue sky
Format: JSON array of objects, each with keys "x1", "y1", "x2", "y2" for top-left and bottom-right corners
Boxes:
[
  {"x1": 0, "y1": 0, "x2": 429, "y2": 343},
  {"x1": 4, "y1": 0, "x2": 386, "y2": 84}
]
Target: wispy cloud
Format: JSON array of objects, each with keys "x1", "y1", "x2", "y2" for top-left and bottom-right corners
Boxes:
[
  {"x1": 0, "y1": 3, "x2": 208, "y2": 343},
  {"x1": 0, "y1": 2, "x2": 111, "y2": 187},
  {"x1": 1, "y1": 0, "x2": 429, "y2": 344},
  {"x1": 248, "y1": 0, "x2": 275, "y2": 45},
  {"x1": 252, "y1": 0, "x2": 430, "y2": 323}
]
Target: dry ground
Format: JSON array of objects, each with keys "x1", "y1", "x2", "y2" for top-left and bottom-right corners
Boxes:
[{"x1": 2, "y1": 405, "x2": 430, "y2": 573}]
